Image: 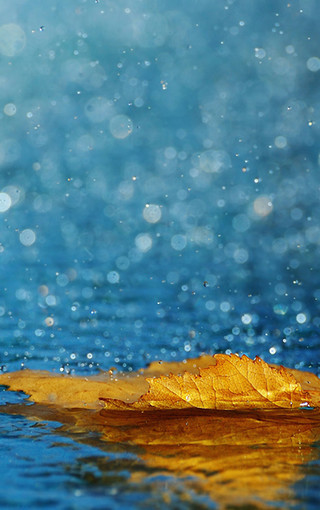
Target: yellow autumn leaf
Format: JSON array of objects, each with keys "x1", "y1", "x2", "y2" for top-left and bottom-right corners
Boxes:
[
  {"x1": 0, "y1": 353, "x2": 319, "y2": 410},
  {"x1": 101, "y1": 354, "x2": 312, "y2": 410}
]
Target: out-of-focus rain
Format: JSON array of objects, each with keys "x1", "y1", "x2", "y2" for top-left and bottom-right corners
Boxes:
[{"x1": 0, "y1": 1, "x2": 319, "y2": 375}]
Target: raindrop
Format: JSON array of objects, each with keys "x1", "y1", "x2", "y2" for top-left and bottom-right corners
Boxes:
[
  {"x1": 0, "y1": 24, "x2": 26, "y2": 56},
  {"x1": 135, "y1": 233, "x2": 152, "y2": 252},
  {"x1": 0, "y1": 192, "x2": 12, "y2": 212},
  {"x1": 107, "y1": 271, "x2": 120, "y2": 284},
  {"x1": 19, "y1": 229, "x2": 36, "y2": 246},
  {"x1": 143, "y1": 204, "x2": 162, "y2": 223},
  {"x1": 171, "y1": 234, "x2": 187, "y2": 251},
  {"x1": 296, "y1": 313, "x2": 307, "y2": 324},
  {"x1": 3, "y1": 103, "x2": 17, "y2": 116},
  {"x1": 306, "y1": 56, "x2": 320, "y2": 72},
  {"x1": 109, "y1": 114, "x2": 133, "y2": 139}
]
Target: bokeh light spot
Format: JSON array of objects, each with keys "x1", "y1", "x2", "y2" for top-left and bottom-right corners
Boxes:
[
  {"x1": 274, "y1": 135, "x2": 287, "y2": 149},
  {"x1": 0, "y1": 192, "x2": 12, "y2": 212},
  {"x1": 107, "y1": 270, "x2": 120, "y2": 284},
  {"x1": 171, "y1": 234, "x2": 187, "y2": 251},
  {"x1": 296, "y1": 313, "x2": 307, "y2": 324},
  {"x1": 110, "y1": 114, "x2": 133, "y2": 139},
  {"x1": 253, "y1": 196, "x2": 273, "y2": 217},
  {"x1": 19, "y1": 229, "x2": 36, "y2": 247},
  {"x1": 307, "y1": 56, "x2": 320, "y2": 72},
  {"x1": 0, "y1": 24, "x2": 26, "y2": 57},
  {"x1": 3, "y1": 103, "x2": 17, "y2": 116},
  {"x1": 143, "y1": 204, "x2": 162, "y2": 223},
  {"x1": 198, "y1": 149, "x2": 231, "y2": 174},
  {"x1": 135, "y1": 233, "x2": 152, "y2": 252}
]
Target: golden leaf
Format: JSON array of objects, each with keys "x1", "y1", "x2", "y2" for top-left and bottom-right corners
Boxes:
[
  {"x1": 0, "y1": 354, "x2": 318, "y2": 410},
  {"x1": 101, "y1": 354, "x2": 311, "y2": 410}
]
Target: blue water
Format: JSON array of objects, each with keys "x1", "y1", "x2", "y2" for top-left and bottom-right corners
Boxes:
[{"x1": 0, "y1": 0, "x2": 320, "y2": 508}]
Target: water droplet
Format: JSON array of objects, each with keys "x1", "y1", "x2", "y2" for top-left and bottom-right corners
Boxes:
[
  {"x1": 0, "y1": 192, "x2": 12, "y2": 212},
  {"x1": 107, "y1": 270, "x2": 120, "y2": 284},
  {"x1": 19, "y1": 228, "x2": 36, "y2": 246},
  {"x1": 143, "y1": 204, "x2": 162, "y2": 223},
  {"x1": 3, "y1": 103, "x2": 16, "y2": 116},
  {"x1": 45, "y1": 317, "x2": 54, "y2": 327},
  {"x1": 0, "y1": 24, "x2": 26, "y2": 57},
  {"x1": 109, "y1": 114, "x2": 133, "y2": 139}
]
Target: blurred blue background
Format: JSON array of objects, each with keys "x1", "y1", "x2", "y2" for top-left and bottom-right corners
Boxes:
[{"x1": 0, "y1": 0, "x2": 320, "y2": 375}]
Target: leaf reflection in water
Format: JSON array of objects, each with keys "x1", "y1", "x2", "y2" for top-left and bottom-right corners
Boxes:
[{"x1": 1, "y1": 401, "x2": 320, "y2": 509}]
